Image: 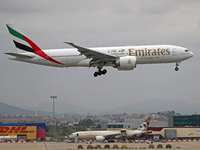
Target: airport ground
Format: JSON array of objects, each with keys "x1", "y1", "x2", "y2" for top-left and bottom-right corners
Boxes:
[{"x1": 0, "y1": 141, "x2": 200, "y2": 150}]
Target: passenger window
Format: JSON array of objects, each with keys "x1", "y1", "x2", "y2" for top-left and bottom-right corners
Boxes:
[{"x1": 185, "y1": 50, "x2": 189, "y2": 52}]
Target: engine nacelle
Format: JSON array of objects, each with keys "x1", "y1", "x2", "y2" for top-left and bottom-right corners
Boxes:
[
  {"x1": 96, "y1": 136, "x2": 105, "y2": 142},
  {"x1": 116, "y1": 56, "x2": 136, "y2": 70}
]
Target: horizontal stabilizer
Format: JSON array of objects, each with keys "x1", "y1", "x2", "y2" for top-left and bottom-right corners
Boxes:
[{"x1": 5, "y1": 53, "x2": 34, "y2": 58}]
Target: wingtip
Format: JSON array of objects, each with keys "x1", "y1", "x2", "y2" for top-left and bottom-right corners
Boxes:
[{"x1": 64, "y1": 41, "x2": 73, "y2": 45}]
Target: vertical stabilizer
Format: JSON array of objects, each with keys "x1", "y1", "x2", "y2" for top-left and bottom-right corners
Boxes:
[
  {"x1": 6, "y1": 23, "x2": 35, "y2": 54},
  {"x1": 138, "y1": 117, "x2": 151, "y2": 131}
]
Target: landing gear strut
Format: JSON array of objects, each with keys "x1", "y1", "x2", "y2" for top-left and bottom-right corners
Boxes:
[
  {"x1": 94, "y1": 68, "x2": 107, "y2": 77},
  {"x1": 175, "y1": 62, "x2": 179, "y2": 71}
]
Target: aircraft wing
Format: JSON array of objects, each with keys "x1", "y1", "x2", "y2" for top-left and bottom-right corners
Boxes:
[
  {"x1": 64, "y1": 42, "x2": 116, "y2": 63},
  {"x1": 103, "y1": 132, "x2": 121, "y2": 139}
]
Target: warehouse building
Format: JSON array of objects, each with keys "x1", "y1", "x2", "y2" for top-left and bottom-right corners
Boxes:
[
  {"x1": 148, "y1": 115, "x2": 200, "y2": 140},
  {"x1": 148, "y1": 127, "x2": 200, "y2": 140},
  {"x1": 105, "y1": 115, "x2": 200, "y2": 140},
  {"x1": 0, "y1": 123, "x2": 46, "y2": 141}
]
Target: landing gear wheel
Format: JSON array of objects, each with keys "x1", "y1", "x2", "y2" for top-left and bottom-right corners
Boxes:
[
  {"x1": 175, "y1": 62, "x2": 179, "y2": 71},
  {"x1": 102, "y1": 69, "x2": 107, "y2": 75},
  {"x1": 93, "y1": 61, "x2": 107, "y2": 77},
  {"x1": 175, "y1": 67, "x2": 179, "y2": 71},
  {"x1": 98, "y1": 71, "x2": 102, "y2": 76},
  {"x1": 93, "y1": 69, "x2": 107, "y2": 77},
  {"x1": 94, "y1": 72, "x2": 98, "y2": 77}
]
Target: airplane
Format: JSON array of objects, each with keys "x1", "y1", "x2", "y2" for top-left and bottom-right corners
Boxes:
[
  {"x1": 68, "y1": 117, "x2": 152, "y2": 142},
  {"x1": 5, "y1": 23, "x2": 194, "y2": 77}
]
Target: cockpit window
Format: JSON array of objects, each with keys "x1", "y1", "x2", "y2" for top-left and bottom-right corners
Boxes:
[{"x1": 185, "y1": 50, "x2": 190, "y2": 52}]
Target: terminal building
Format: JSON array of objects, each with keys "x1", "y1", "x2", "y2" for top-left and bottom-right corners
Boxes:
[
  {"x1": 148, "y1": 115, "x2": 200, "y2": 140},
  {"x1": 105, "y1": 118, "x2": 168, "y2": 131},
  {"x1": 103, "y1": 115, "x2": 200, "y2": 140},
  {"x1": 168, "y1": 115, "x2": 200, "y2": 127},
  {"x1": 0, "y1": 123, "x2": 46, "y2": 141},
  {"x1": 148, "y1": 127, "x2": 200, "y2": 140}
]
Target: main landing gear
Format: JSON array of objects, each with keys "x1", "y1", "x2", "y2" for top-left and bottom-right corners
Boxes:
[
  {"x1": 175, "y1": 62, "x2": 179, "y2": 71},
  {"x1": 94, "y1": 69, "x2": 107, "y2": 77},
  {"x1": 93, "y1": 61, "x2": 107, "y2": 77}
]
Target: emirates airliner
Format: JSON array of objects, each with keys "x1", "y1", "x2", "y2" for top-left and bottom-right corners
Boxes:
[{"x1": 5, "y1": 23, "x2": 193, "y2": 77}]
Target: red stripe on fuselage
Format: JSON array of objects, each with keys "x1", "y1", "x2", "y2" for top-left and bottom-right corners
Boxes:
[{"x1": 22, "y1": 35, "x2": 63, "y2": 65}]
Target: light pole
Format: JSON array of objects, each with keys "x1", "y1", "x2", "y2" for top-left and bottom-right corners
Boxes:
[{"x1": 50, "y1": 96, "x2": 57, "y2": 141}]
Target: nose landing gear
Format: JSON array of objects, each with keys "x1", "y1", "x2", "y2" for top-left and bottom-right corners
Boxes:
[{"x1": 175, "y1": 62, "x2": 179, "y2": 71}]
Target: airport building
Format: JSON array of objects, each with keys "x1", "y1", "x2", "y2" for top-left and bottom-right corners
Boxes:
[
  {"x1": 168, "y1": 115, "x2": 200, "y2": 127},
  {"x1": 0, "y1": 123, "x2": 46, "y2": 141},
  {"x1": 148, "y1": 127, "x2": 200, "y2": 140},
  {"x1": 148, "y1": 115, "x2": 200, "y2": 140},
  {"x1": 105, "y1": 119, "x2": 167, "y2": 130},
  {"x1": 104, "y1": 115, "x2": 200, "y2": 140}
]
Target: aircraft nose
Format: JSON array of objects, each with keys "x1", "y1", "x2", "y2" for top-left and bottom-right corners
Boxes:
[
  {"x1": 69, "y1": 134, "x2": 73, "y2": 139},
  {"x1": 190, "y1": 51, "x2": 194, "y2": 57}
]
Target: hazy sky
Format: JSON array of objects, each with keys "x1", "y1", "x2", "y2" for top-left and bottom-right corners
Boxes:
[{"x1": 0, "y1": 0, "x2": 199, "y2": 111}]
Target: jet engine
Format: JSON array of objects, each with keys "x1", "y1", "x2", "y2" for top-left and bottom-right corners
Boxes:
[
  {"x1": 116, "y1": 56, "x2": 136, "y2": 70},
  {"x1": 96, "y1": 136, "x2": 105, "y2": 142}
]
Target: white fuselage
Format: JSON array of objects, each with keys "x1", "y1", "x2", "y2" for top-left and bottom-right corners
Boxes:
[
  {"x1": 69, "y1": 130, "x2": 146, "y2": 140},
  {"x1": 69, "y1": 131, "x2": 119, "y2": 140},
  {"x1": 8, "y1": 45, "x2": 194, "y2": 68}
]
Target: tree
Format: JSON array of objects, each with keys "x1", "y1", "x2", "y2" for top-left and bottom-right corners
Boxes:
[{"x1": 79, "y1": 119, "x2": 94, "y2": 126}]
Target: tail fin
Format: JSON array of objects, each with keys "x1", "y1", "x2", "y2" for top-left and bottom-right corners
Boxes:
[
  {"x1": 6, "y1": 23, "x2": 63, "y2": 65},
  {"x1": 138, "y1": 117, "x2": 151, "y2": 130},
  {"x1": 6, "y1": 23, "x2": 37, "y2": 54}
]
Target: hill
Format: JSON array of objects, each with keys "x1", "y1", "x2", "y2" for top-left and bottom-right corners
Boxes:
[
  {"x1": 23, "y1": 101, "x2": 99, "y2": 114},
  {"x1": 22, "y1": 99, "x2": 200, "y2": 115},
  {"x1": 0, "y1": 101, "x2": 34, "y2": 115},
  {"x1": 1, "y1": 99, "x2": 200, "y2": 115},
  {"x1": 108, "y1": 99, "x2": 200, "y2": 114}
]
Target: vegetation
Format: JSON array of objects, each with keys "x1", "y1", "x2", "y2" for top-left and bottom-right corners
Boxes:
[
  {"x1": 79, "y1": 119, "x2": 94, "y2": 126},
  {"x1": 87, "y1": 145, "x2": 93, "y2": 149},
  {"x1": 113, "y1": 144, "x2": 118, "y2": 149},
  {"x1": 78, "y1": 145, "x2": 83, "y2": 149},
  {"x1": 46, "y1": 124, "x2": 87, "y2": 139},
  {"x1": 157, "y1": 144, "x2": 163, "y2": 148},
  {"x1": 166, "y1": 144, "x2": 172, "y2": 148},
  {"x1": 96, "y1": 145, "x2": 101, "y2": 149},
  {"x1": 121, "y1": 144, "x2": 127, "y2": 149},
  {"x1": 149, "y1": 144, "x2": 154, "y2": 149},
  {"x1": 104, "y1": 144, "x2": 110, "y2": 149}
]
